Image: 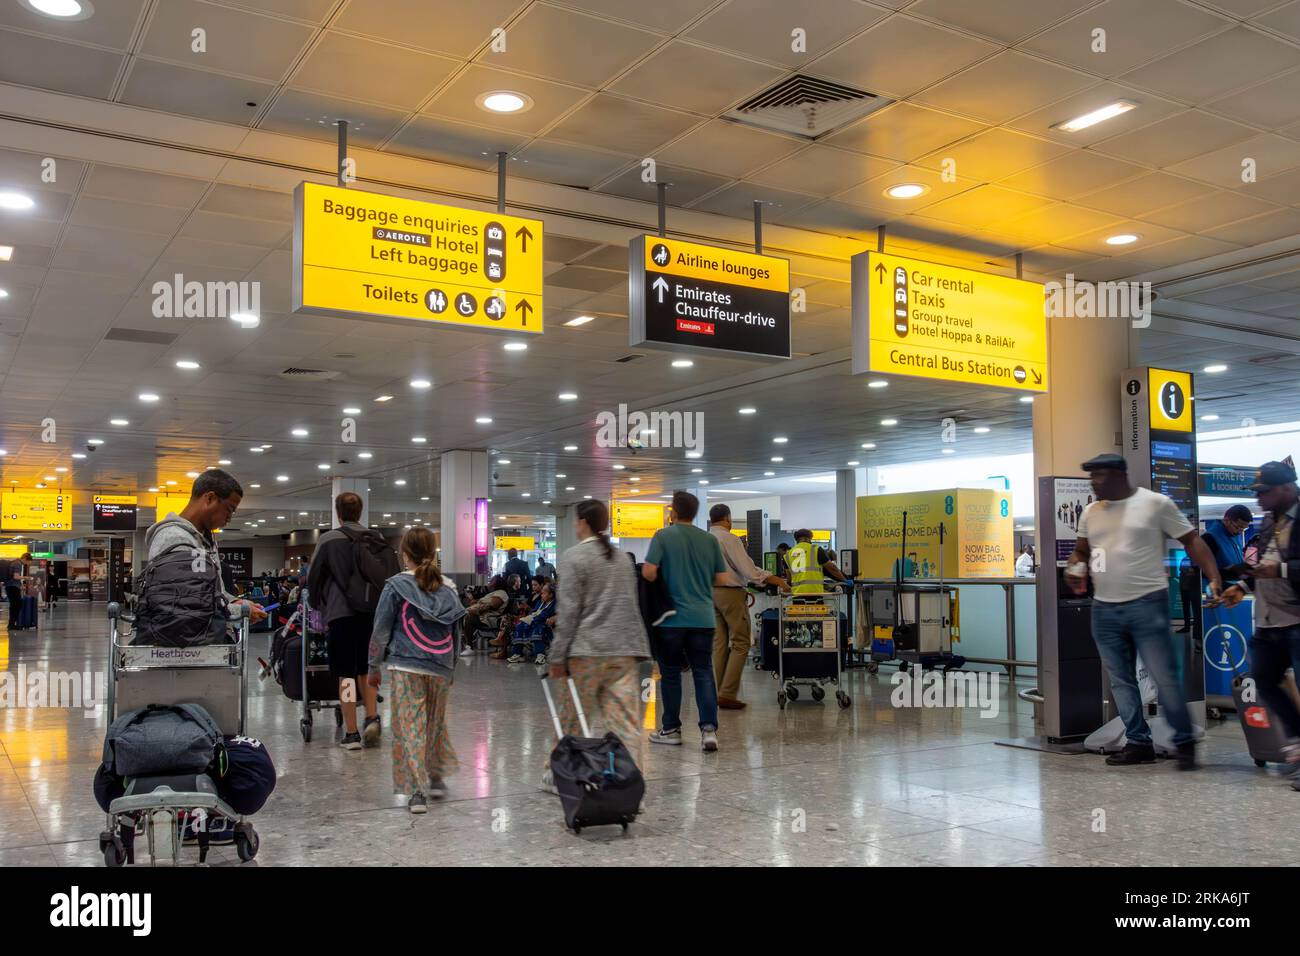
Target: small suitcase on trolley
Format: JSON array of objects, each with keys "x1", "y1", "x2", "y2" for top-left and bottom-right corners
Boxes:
[
  {"x1": 1233, "y1": 675, "x2": 1294, "y2": 767},
  {"x1": 541, "y1": 675, "x2": 643, "y2": 834}
]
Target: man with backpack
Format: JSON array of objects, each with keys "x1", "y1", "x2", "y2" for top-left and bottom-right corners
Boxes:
[{"x1": 307, "y1": 492, "x2": 400, "y2": 750}]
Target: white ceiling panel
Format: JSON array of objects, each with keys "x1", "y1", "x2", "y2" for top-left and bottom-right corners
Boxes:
[
  {"x1": 608, "y1": 40, "x2": 784, "y2": 115},
  {"x1": 686, "y1": 0, "x2": 890, "y2": 67}
]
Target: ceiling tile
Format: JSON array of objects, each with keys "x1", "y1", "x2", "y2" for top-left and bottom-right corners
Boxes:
[
  {"x1": 919, "y1": 128, "x2": 1073, "y2": 181},
  {"x1": 1203, "y1": 68, "x2": 1300, "y2": 128},
  {"x1": 807, "y1": 14, "x2": 998, "y2": 99},
  {"x1": 1074, "y1": 170, "x2": 1217, "y2": 216},
  {"x1": 1005, "y1": 82, "x2": 1187, "y2": 147},
  {"x1": 1091, "y1": 109, "x2": 1256, "y2": 166},
  {"x1": 546, "y1": 94, "x2": 700, "y2": 154},
  {"x1": 596, "y1": 163, "x2": 732, "y2": 206},
  {"x1": 69, "y1": 196, "x2": 189, "y2": 235},
  {"x1": 824, "y1": 102, "x2": 985, "y2": 162},
  {"x1": 909, "y1": 0, "x2": 1095, "y2": 43},
  {"x1": 1200, "y1": 0, "x2": 1292, "y2": 15},
  {"x1": 547, "y1": 0, "x2": 708, "y2": 32},
  {"x1": 121, "y1": 60, "x2": 275, "y2": 126},
  {"x1": 289, "y1": 32, "x2": 459, "y2": 109},
  {"x1": 331, "y1": 0, "x2": 525, "y2": 58},
  {"x1": 201, "y1": 185, "x2": 294, "y2": 222},
  {"x1": 1142, "y1": 188, "x2": 1280, "y2": 230},
  {"x1": 0, "y1": 149, "x2": 85, "y2": 194},
  {"x1": 993, "y1": 202, "x2": 1124, "y2": 245},
  {"x1": 211, "y1": 0, "x2": 337, "y2": 21},
  {"x1": 652, "y1": 120, "x2": 804, "y2": 178},
  {"x1": 83, "y1": 166, "x2": 207, "y2": 207},
  {"x1": 259, "y1": 89, "x2": 410, "y2": 149},
  {"x1": 745, "y1": 145, "x2": 896, "y2": 195},
  {"x1": 1019, "y1": 0, "x2": 1232, "y2": 77},
  {"x1": 139, "y1": 0, "x2": 314, "y2": 81},
  {"x1": 688, "y1": 182, "x2": 820, "y2": 219},
  {"x1": 834, "y1": 163, "x2": 977, "y2": 212},
  {"x1": 385, "y1": 115, "x2": 529, "y2": 170},
  {"x1": 479, "y1": 2, "x2": 662, "y2": 87},
  {"x1": 1251, "y1": 0, "x2": 1300, "y2": 40},
  {"x1": 1243, "y1": 163, "x2": 1300, "y2": 204},
  {"x1": 1166, "y1": 133, "x2": 1300, "y2": 188},
  {"x1": 178, "y1": 211, "x2": 291, "y2": 247},
  {"x1": 913, "y1": 51, "x2": 1098, "y2": 125},
  {"x1": 423, "y1": 65, "x2": 590, "y2": 134},
  {"x1": 766, "y1": 199, "x2": 886, "y2": 240},
  {"x1": 917, "y1": 185, "x2": 1054, "y2": 227},
  {"x1": 608, "y1": 40, "x2": 783, "y2": 115},
  {"x1": 1056, "y1": 219, "x2": 1191, "y2": 253},
  {"x1": 1121, "y1": 25, "x2": 1300, "y2": 103},
  {"x1": 511, "y1": 140, "x2": 636, "y2": 189},
  {"x1": 686, "y1": 0, "x2": 890, "y2": 67},
  {"x1": 0, "y1": 29, "x2": 122, "y2": 99},
  {"x1": 545, "y1": 265, "x2": 625, "y2": 293},
  {"x1": 997, "y1": 150, "x2": 1148, "y2": 199}
]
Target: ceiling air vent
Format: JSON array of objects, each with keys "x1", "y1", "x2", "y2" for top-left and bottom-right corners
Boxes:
[
  {"x1": 279, "y1": 367, "x2": 340, "y2": 381},
  {"x1": 725, "y1": 75, "x2": 892, "y2": 139},
  {"x1": 105, "y1": 327, "x2": 179, "y2": 345}
]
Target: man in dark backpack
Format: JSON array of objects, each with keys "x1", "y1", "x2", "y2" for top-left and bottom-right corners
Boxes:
[
  {"x1": 143, "y1": 470, "x2": 267, "y2": 644},
  {"x1": 307, "y1": 492, "x2": 399, "y2": 750}
]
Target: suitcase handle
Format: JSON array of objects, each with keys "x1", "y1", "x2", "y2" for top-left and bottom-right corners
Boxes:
[{"x1": 539, "y1": 674, "x2": 591, "y2": 739}]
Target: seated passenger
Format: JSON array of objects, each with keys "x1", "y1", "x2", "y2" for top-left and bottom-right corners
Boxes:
[
  {"x1": 508, "y1": 582, "x2": 557, "y2": 664},
  {"x1": 463, "y1": 577, "x2": 509, "y2": 654}
]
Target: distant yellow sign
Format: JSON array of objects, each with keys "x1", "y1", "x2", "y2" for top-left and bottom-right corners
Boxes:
[
  {"x1": 154, "y1": 493, "x2": 191, "y2": 517},
  {"x1": 1, "y1": 491, "x2": 71, "y2": 531},
  {"x1": 93, "y1": 494, "x2": 137, "y2": 505},
  {"x1": 0, "y1": 544, "x2": 29, "y2": 559},
  {"x1": 495, "y1": 536, "x2": 536, "y2": 551},
  {"x1": 294, "y1": 182, "x2": 543, "y2": 334},
  {"x1": 852, "y1": 251, "x2": 1047, "y2": 392},
  {"x1": 610, "y1": 500, "x2": 668, "y2": 539},
  {"x1": 811, "y1": 529, "x2": 832, "y2": 543},
  {"x1": 1148, "y1": 367, "x2": 1193, "y2": 433}
]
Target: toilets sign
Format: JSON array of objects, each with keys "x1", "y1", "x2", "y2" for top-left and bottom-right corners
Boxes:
[
  {"x1": 851, "y1": 251, "x2": 1047, "y2": 392},
  {"x1": 293, "y1": 182, "x2": 543, "y2": 335}
]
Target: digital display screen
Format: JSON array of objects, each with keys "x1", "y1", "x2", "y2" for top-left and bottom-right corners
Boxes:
[{"x1": 1150, "y1": 432, "x2": 1197, "y2": 524}]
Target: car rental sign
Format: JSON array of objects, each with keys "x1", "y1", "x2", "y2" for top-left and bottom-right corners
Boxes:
[
  {"x1": 629, "y1": 235, "x2": 790, "y2": 360},
  {"x1": 293, "y1": 182, "x2": 543, "y2": 335},
  {"x1": 851, "y1": 250, "x2": 1047, "y2": 391}
]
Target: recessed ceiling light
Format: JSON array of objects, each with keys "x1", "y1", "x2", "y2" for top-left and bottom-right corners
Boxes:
[
  {"x1": 165, "y1": 479, "x2": 177, "y2": 485},
  {"x1": 342, "y1": 407, "x2": 361, "y2": 415},
  {"x1": 375, "y1": 395, "x2": 393, "y2": 402},
  {"x1": 291, "y1": 427, "x2": 309, "y2": 437},
  {"x1": 261, "y1": 444, "x2": 272, "y2": 449},
  {"x1": 394, "y1": 479, "x2": 407, "y2": 486},
  {"x1": 276, "y1": 515, "x2": 286, "y2": 521},
  {"x1": 881, "y1": 419, "x2": 898, "y2": 426},
  {"x1": 557, "y1": 392, "x2": 578, "y2": 401},
  {"x1": 973, "y1": 426, "x2": 991, "y2": 434},
  {"x1": 1052, "y1": 100, "x2": 1138, "y2": 133},
  {"x1": 671, "y1": 359, "x2": 693, "y2": 368},
  {"x1": 230, "y1": 312, "x2": 259, "y2": 328},
  {"x1": 1020, "y1": 396, "x2": 1034, "y2": 404},
  {"x1": 87, "y1": 438, "x2": 103, "y2": 445},
  {"x1": 685, "y1": 451, "x2": 702, "y2": 459},
  {"x1": 503, "y1": 341, "x2": 528, "y2": 352},
  {"x1": 71, "y1": 453, "x2": 85, "y2": 459},
  {"x1": 182, "y1": 471, "x2": 198, "y2": 479},
  {"x1": 410, "y1": 378, "x2": 431, "y2": 389},
  {"x1": 1201, "y1": 414, "x2": 1220, "y2": 421},
  {"x1": 1105, "y1": 233, "x2": 1140, "y2": 246},
  {"x1": 942, "y1": 449, "x2": 955, "y2": 455},
  {"x1": 383, "y1": 513, "x2": 392, "y2": 518},
  {"x1": 0, "y1": 288, "x2": 9, "y2": 299},
  {"x1": 250, "y1": 483, "x2": 260, "y2": 489},
  {"x1": 564, "y1": 315, "x2": 594, "y2": 327},
  {"x1": 276, "y1": 475, "x2": 289, "y2": 482},
  {"x1": 218, "y1": 459, "x2": 231, "y2": 465},
  {"x1": 771, "y1": 456, "x2": 784, "y2": 463},
  {"x1": 0, "y1": 245, "x2": 12, "y2": 261},
  {"x1": 773, "y1": 436, "x2": 788, "y2": 444},
  {"x1": 867, "y1": 380, "x2": 888, "y2": 389},
  {"x1": 738, "y1": 407, "x2": 757, "y2": 415},
  {"x1": 522, "y1": 492, "x2": 532, "y2": 497},
  {"x1": 612, "y1": 464, "x2": 626, "y2": 470},
  {"x1": 861, "y1": 442, "x2": 876, "y2": 450},
  {"x1": 54, "y1": 466, "x2": 67, "y2": 473},
  {"x1": 0, "y1": 191, "x2": 35, "y2": 210},
  {"x1": 147, "y1": 486, "x2": 158, "y2": 492},
  {"x1": 885, "y1": 183, "x2": 928, "y2": 200},
  {"x1": 691, "y1": 467, "x2": 702, "y2": 474},
  {"x1": 475, "y1": 416, "x2": 493, "y2": 424},
  {"x1": 250, "y1": 446, "x2": 263, "y2": 453},
  {"x1": 543, "y1": 500, "x2": 551, "y2": 505},
  {"x1": 563, "y1": 445, "x2": 577, "y2": 452},
  {"x1": 698, "y1": 480, "x2": 709, "y2": 485},
  {"x1": 498, "y1": 458, "x2": 511, "y2": 464},
  {"x1": 847, "y1": 460, "x2": 860, "y2": 466},
  {"x1": 421, "y1": 496, "x2": 430, "y2": 501},
  {"x1": 138, "y1": 392, "x2": 159, "y2": 402},
  {"x1": 358, "y1": 451, "x2": 373, "y2": 459},
  {"x1": 317, "y1": 463, "x2": 329, "y2": 470},
  {"x1": 763, "y1": 470, "x2": 775, "y2": 476},
  {"x1": 110, "y1": 418, "x2": 128, "y2": 426},
  {"x1": 566, "y1": 485, "x2": 575, "y2": 491},
  {"x1": 477, "y1": 90, "x2": 533, "y2": 114},
  {"x1": 175, "y1": 360, "x2": 200, "y2": 369},
  {"x1": 629, "y1": 477, "x2": 640, "y2": 483},
  {"x1": 1204, "y1": 364, "x2": 1228, "y2": 373},
  {"x1": 22, "y1": 0, "x2": 95, "y2": 20},
  {"x1": 35, "y1": 483, "x2": 45, "y2": 488},
  {"x1": 412, "y1": 436, "x2": 427, "y2": 444}
]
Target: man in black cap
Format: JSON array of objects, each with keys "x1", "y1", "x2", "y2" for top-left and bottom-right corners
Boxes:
[
  {"x1": 1220, "y1": 461, "x2": 1300, "y2": 786},
  {"x1": 1065, "y1": 452, "x2": 1224, "y2": 770}
]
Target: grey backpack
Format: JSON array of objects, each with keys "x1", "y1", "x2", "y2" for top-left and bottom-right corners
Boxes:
[{"x1": 102, "y1": 703, "x2": 223, "y2": 778}]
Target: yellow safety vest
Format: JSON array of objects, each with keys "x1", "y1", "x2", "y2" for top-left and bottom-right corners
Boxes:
[{"x1": 787, "y1": 540, "x2": 823, "y2": 593}]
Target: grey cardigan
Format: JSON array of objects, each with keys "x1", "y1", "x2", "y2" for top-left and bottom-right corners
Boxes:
[{"x1": 551, "y1": 536, "x2": 651, "y2": 663}]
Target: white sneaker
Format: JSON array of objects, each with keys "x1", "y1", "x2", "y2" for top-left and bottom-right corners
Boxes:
[
  {"x1": 534, "y1": 653, "x2": 547, "y2": 665},
  {"x1": 701, "y1": 730, "x2": 719, "y2": 753},
  {"x1": 460, "y1": 646, "x2": 476, "y2": 657},
  {"x1": 650, "y1": 728, "x2": 682, "y2": 746},
  {"x1": 540, "y1": 769, "x2": 559, "y2": 795}
]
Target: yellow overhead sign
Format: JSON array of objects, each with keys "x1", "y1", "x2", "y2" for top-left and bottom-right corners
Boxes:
[
  {"x1": 811, "y1": 529, "x2": 832, "y2": 543},
  {"x1": 0, "y1": 544, "x2": 30, "y2": 559},
  {"x1": 1147, "y1": 367, "x2": 1193, "y2": 433},
  {"x1": 293, "y1": 182, "x2": 543, "y2": 334},
  {"x1": 610, "y1": 500, "x2": 668, "y2": 539},
  {"x1": 495, "y1": 536, "x2": 536, "y2": 551},
  {"x1": 154, "y1": 493, "x2": 191, "y2": 517},
  {"x1": 642, "y1": 236, "x2": 788, "y2": 293},
  {"x1": 852, "y1": 251, "x2": 1047, "y2": 392},
  {"x1": 1, "y1": 491, "x2": 71, "y2": 531}
]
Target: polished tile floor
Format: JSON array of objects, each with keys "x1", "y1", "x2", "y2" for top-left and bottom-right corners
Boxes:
[{"x1": 1, "y1": 603, "x2": 1294, "y2": 867}]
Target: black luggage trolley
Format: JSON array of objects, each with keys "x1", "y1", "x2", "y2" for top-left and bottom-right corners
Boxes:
[{"x1": 776, "y1": 593, "x2": 851, "y2": 710}]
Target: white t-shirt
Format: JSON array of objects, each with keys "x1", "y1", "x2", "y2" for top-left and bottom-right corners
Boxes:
[{"x1": 1077, "y1": 487, "x2": 1193, "y2": 603}]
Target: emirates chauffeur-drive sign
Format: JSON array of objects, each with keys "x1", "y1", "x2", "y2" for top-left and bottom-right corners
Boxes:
[
  {"x1": 629, "y1": 236, "x2": 791, "y2": 360},
  {"x1": 851, "y1": 251, "x2": 1047, "y2": 392},
  {"x1": 293, "y1": 182, "x2": 543, "y2": 334}
]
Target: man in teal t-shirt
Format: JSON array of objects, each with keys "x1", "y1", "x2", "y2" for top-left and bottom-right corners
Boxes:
[{"x1": 643, "y1": 491, "x2": 728, "y2": 752}]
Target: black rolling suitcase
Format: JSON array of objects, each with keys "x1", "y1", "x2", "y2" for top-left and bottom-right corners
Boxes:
[
  {"x1": 278, "y1": 631, "x2": 335, "y2": 703},
  {"x1": 15, "y1": 595, "x2": 37, "y2": 629},
  {"x1": 759, "y1": 608, "x2": 780, "y2": 671},
  {"x1": 541, "y1": 675, "x2": 643, "y2": 834}
]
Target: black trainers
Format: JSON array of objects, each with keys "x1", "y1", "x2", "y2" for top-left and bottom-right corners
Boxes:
[
  {"x1": 1176, "y1": 741, "x2": 1198, "y2": 771},
  {"x1": 362, "y1": 715, "x2": 382, "y2": 748},
  {"x1": 340, "y1": 732, "x2": 362, "y2": 751},
  {"x1": 408, "y1": 792, "x2": 427, "y2": 814},
  {"x1": 1105, "y1": 743, "x2": 1156, "y2": 766}
]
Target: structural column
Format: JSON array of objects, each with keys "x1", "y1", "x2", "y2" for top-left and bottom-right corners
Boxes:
[
  {"x1": 440, "y1": 450, "x2": 489, "y2": 577},
  {"x1": 554, "y1": 503, "x2": 578, "y2": 560},
  {"x1": 835, "y1": 467, "x2": 866, "y2": 553},
  {"x1": 330, "y1": 477, "x2": 368, "y2": 529}
]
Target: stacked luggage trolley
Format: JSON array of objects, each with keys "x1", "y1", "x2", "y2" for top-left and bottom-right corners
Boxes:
[
  {"x1": 772, "y1": 592, "x2": 852, "y2": 710},
  {"x1": 99, "y1": 602, "x2": 260, "y2": 866}
]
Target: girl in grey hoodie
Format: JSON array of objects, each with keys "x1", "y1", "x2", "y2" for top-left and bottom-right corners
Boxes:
[{"x1": 367, "y1": 527, "x2": 466, "y2": 813}]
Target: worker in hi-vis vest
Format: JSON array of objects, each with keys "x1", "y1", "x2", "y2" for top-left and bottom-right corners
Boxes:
[{"x1": 784, "y1": 529, "x2": 847, "y2": 594}]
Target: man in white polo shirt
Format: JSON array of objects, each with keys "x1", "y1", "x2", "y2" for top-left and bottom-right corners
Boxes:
[{"x1": 1066, "y1": 453, "x2": 1224, "y2": 770}]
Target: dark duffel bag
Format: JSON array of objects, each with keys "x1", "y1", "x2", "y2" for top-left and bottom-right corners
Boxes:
[
  {"x1": 102, "y1": 703, "x2": 222, "y2": 778},
  {"x1": 134, "y1": 544, "x2": 229, "y2": 647},
  {"x1": 211, "y1": 735, "x2": 276, "y2": 815}
]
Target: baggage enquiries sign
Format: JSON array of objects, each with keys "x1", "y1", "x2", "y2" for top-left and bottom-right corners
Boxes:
[
  {"x1": 293, "y1": 182, "x2": 543, "y2": 335},
  {"x1": 851, "y1": 251, "x2": 1047, "y2": 392},
  {"x1": 629, "y1": 236, "x2": 790, "y2": 360}
]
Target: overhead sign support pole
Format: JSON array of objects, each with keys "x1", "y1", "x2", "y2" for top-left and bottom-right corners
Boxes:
[
  {"x1": 656, "y1": 182, "x2": 667, "y2": 237},
  {"x1": 1016, "y1": 252, "x2": 1023, "y2": 280},
  {"x1": 496, "y1": 151, "x2": 507, "y2": 214},
  {"x1": 876, "y1": 224, "x2": 885, "y2": 254},
  {"x1": 336, "y1": 120, "x2": 348, "y2": 188},
  {"x1": 753, "y1": 200, "x2": 763, "y2": 255}
]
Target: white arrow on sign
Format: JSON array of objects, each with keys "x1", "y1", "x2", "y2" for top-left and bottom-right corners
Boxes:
[{"x1": 652, "y1": 275, "x2": 669, "y2": 304}]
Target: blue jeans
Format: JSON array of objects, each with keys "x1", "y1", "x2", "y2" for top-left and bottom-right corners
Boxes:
[
  {"x1": 1250, "y1": 624, "x2": 1300, "y2": 740},
  {"x1": 1091, "y1": 589, "x2": 1194, "y2": 746},
  {"x1": 655, "y1": 626, "x2": 718, "y2": 732}
]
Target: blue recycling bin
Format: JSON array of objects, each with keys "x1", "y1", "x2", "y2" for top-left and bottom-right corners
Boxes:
[{"x1": 1203, "y1": 598, "x2": 1253, "y2": 699}]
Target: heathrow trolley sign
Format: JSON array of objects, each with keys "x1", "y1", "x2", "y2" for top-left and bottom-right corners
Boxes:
[
  {"x1": 629, "y1": 235, "x2": 791, "y2": 360},
  {"x1": 851, "y1": 250, "x2": 1047, "y2": 391},
  {"x1": 293, "y1": 182, "x2": 543, "y2": 334}
]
